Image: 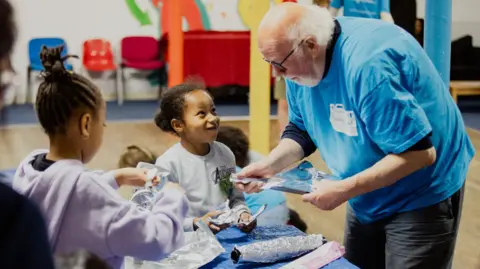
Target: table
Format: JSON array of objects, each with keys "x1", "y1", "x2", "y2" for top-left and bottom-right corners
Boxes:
[
  {"x1": 450, "y1": 81, "x2": 480, "y2": 103},
  {"x1": 202, "y1": 225, "x2": 358, "y2": 269}
]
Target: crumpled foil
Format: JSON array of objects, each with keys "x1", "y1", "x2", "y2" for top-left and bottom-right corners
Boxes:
[
  {"x1": 231, "y1": 234, "x2": 326, "y2": 264},
  {"x1": 134, "y1": 162, "x2": 171, "y2": 193},
  {"x1": 130, "y1": 189, "x2": 156, "y2": 211},
  {"x1": 124, "y1": 220, "x2": 225, "y2": 269},
  {"x1": 130, "y1": 163, "x2": 171, "y2": 211},
  {"x1": 209, "y1": 210, "x2": 237, "y2": 226},
  {"x1": 209, "y1": 204, "x2": 267, "y2": 227}
]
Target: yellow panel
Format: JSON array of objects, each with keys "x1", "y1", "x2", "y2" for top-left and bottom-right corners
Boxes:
[{"x1": 249, "y1": 0, "x2": 271, "y2": 155}]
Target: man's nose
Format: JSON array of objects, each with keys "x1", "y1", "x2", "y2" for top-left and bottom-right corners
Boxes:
[{"x1": 272, "y1": 66, "x2": 285, "y2": 77}]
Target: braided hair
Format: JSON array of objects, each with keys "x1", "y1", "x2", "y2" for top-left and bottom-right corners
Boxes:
[{"x1": 36, "y1": 45, "x2": 103, "y2": 135}]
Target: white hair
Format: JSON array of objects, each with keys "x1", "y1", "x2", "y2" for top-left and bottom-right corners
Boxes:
[{"x1": 287, "y1": 4, "x2": 335, "y2": 46}]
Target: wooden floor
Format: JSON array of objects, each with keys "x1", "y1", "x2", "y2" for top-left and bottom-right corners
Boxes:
[{"x1": 1, "y1": 120, "x2": 479, "y2": 268}]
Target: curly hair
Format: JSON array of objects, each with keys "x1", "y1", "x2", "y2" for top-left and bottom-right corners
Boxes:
[
  {"x1": 154, "y1": 79, "x2": 211, "y2": 134},
  {"x1": 216, "y1": 125, "x2": 250, "y2": 168}
]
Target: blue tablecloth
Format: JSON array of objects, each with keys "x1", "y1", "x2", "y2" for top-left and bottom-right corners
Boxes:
[{"x1": 202, "y1": 225, "x2": 358, "y2": 269}]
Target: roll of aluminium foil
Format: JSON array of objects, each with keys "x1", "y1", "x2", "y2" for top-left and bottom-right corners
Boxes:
[{"x1": 231, "y1": 234, "x2": 326, "y2": 264}]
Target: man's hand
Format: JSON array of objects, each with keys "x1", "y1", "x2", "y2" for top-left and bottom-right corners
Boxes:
[
  {"x1": 235, "y1": 138, "x2": 306, "y2": 193},
  {"x1": 234, "y1": 160, "x2": 276, "y2": 194},
  {"x1": 237, "y1": 212, "x2": 257, "y2": 233},
  {"x1": 301, "y1": 179, "x2": 352, "y2": 211}
]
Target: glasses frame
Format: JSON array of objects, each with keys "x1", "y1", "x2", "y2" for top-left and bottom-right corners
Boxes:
[{"x1": 263, "y1": 39, "x2": 305, "y2": 72}]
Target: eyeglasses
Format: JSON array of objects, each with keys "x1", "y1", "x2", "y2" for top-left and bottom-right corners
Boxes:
[{"x1": 263, "y1": 39, "x2": 305, "y2": 72}]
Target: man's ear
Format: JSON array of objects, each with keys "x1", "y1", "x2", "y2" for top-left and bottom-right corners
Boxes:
[
  {"x1": 305, "y1": 35, "x2": 321, "y2": 57},
  {"x1": 171, "y1": 118, "x2": 184, "y2": 134},
  {"x1": 79, "y1": 113, "x2": 92, "y2": 139}
]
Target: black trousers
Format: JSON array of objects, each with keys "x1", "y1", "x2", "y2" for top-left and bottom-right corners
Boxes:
[{"x1": 344, "y1": 185, "x2": 464, "y2": 269}]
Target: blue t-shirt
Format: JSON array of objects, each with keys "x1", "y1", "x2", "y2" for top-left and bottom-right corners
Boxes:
[
  {"x1": 330, "y1": 0, "x2": 390, "y2": 19},
  {"x1": 286, "y1": 17, "x2": 475, "y2": 224}
]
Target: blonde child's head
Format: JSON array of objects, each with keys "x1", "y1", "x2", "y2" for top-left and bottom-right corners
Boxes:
[{"x1": 118, "y1": 145, "x2": 157, "y2": 168}]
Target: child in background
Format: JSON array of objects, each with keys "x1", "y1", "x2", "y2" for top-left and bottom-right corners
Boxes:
[
  {"x1": 118, "y1": 145, "x2": 158, "y2": 168},
  {"x1": 12, "y1": 46, "x2": 188, "y2": 269},
  {"x1": 216, "y1": 126, "x2": 308, "y2": 232},
  {"x1": 154, "y1": 82, "x2": 256, "y2": 234},
  {"x1": 117, "y1": 145, "x2": 159, "y2": 200}
]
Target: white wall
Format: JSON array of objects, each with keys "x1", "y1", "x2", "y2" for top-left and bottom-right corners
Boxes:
[
  {"x1": 6, "y1": 0, "x2": 313, "y2": 105},
  {"x1": 10, "y1": 0, "x2": 161, "y2": 104},
  {"x1": 417, "y1": 0, "x2": 480, "y2": 45},
  {"x1": 6, "y1": 0, "x2": 479, "y2": 105}
]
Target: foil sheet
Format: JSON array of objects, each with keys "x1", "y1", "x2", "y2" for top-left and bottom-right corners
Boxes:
[
  {"x1": 209, "y1": 210, "x2": 236, "y2": 226},
  {"x1": 231, "y1": 234, "x2": 326, "y2": 264},
  {"x1": 124, "y1": 220, "x2": 225, "y2": 269},
  {"x1": 231, "y1": 161, "x2": 339, "y2": 195}
]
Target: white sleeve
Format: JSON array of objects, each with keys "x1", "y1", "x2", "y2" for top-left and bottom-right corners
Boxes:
[
  {"x1": 217, "y1": 143, "x2": 249, "y2": 214},
  {"x1": 155, "y1": 149, "x2": 195, "y2": 231},
  {"x1": 155, "y1": 153, "x2": 179, "y2": 183}
]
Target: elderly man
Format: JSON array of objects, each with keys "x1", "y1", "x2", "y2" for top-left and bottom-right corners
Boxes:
[{"x1": 236, "y1": 3, "x2": 474, "y2": 269}]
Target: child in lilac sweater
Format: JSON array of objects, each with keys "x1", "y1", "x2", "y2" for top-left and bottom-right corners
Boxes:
[{"x1": 12, "y1": 47, "x2": 188, "y2": 269}]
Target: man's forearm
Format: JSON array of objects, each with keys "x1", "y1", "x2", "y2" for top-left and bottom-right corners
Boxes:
[
  {"x1": 343, "y1": 147, "x2": 436, "y2": 199},
  {"x1": 265, "y1": 138, "x2": 304, "y2": 174}
]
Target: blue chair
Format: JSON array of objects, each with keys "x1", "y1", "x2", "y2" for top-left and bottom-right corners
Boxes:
[{"x1": 27, "y1": 37, "x2": 73, "y2": 103}]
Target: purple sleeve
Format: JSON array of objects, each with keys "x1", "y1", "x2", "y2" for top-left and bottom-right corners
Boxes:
[
  {"x1": 91, "y1": 170, "x2": 119, "y2": 189},
  {"x1": 106, "y1": 189, "x2": 189, "y2": 260}
]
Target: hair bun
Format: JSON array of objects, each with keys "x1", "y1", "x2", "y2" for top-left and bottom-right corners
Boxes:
[{"x1": 39, "y1": 45, "x2": 78, "y2": 80}]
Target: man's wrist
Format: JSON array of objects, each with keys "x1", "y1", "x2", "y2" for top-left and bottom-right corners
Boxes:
[
  {"x1": 263, "y1": 157, "x2": 280, "y2": 174},
  {"x1": 342, "y1": 176, "x2": 361, "y2": 200}
]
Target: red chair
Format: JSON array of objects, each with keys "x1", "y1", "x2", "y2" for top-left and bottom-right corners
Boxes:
[
  {"x1": 82, "y1": 39, "x2": 119, "y2": 102},
  {"x1": 120, "y1": 36, "x2": 164, "y2": 104}
]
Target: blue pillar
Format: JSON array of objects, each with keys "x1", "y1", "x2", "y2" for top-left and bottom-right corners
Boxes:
[{"x1": 424, "y1": 0, "x2": 452, "y2": 87}]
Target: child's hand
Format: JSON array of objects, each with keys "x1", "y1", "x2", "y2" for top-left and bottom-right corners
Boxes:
[
  {"x1": 113, "y1": 168, "x2": 159, "y2": 187},
  {"x1": 194, "y1": 211, "x2": 229, "y2": 233},
  {"x1": 237, "y1": 212, "x2": 257, "y2": 233}
]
